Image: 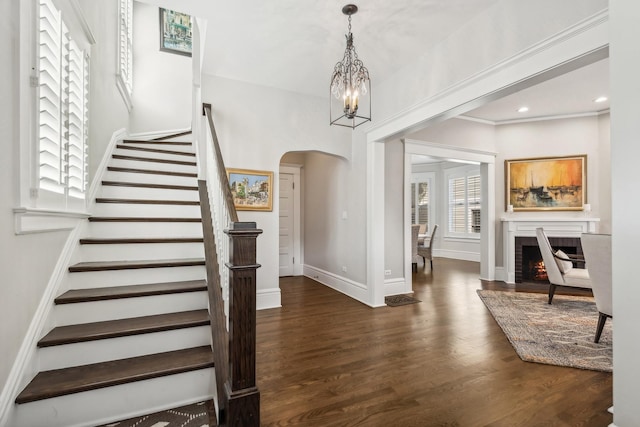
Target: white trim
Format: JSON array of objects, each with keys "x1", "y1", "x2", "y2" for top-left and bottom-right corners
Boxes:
[
  {"x1": 0, "y1": 221, "x2": 84, "y2": 427},
  {"x1": 494, "y1": 266, "x2": 506, "y2": 282},
  {"x1": 257, "y1": 288, "x2": 282, "y2": 310},
  {"x1": 435, "y1": 249, "x2": 480, "y2": 262},
  {"x1": 384, "y1": 278, "x2": 409, "y2": 296},
  {"x1": 13, "y1": 208, "x2": 90, "y2": 234},
  {"x1": 86, "y1": 128, "x2": 127, "y2": 212},
  {"x1": 68, "y1": 0, "x2": 96, "y2": 45},
  {"x1": 128, "y1": 127, "x2": 192, "y2": 140},
  {"x1": 116, "y1": 73, "x2": 133, "y2": 112},
  {"x1": 279, "y1": 165, "x2": 303, "y2": 276},
  {"x1": 459, "y1": 110, "x2": 611, "y2": 126},
  {"x1": 366, "y1": 9, "x2": 609, "y2": 143},
  {"x1": 404, "y1": 139, "x2": 497, "y2": 164},
  {"x1": 303, "y1": 264, "x2": 377, "y2": 307}
]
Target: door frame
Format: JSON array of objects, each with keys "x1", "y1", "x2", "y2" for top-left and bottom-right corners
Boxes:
[{"x1": 280, "y1": 164, "x2": 303, "y2": 276}]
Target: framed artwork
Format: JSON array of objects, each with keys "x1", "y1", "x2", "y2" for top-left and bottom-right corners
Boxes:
[
  {"x1": 227, "y1": 168, "x2": 274, "y2": 211},
  {"x1": 159, "y1": 8, "x2": 193, "y2": 56},
  {"x1": 505, "y1": 155, "x2": 587, "y2": 211}
]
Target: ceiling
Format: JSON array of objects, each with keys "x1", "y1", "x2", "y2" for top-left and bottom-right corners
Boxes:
[
  {"x1": 140, "y1": 0, "x2": 501, "y2": 98},
  {"x1": 463, "y1": 57, "x2": 610, "y2": 123},
  {"x1": 139, "y1": 0, "x2": 609, "y2": 152}
]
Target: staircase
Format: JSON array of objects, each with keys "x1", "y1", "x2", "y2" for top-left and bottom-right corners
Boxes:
[{"x1": 12, "y1": 136, "x2": 216, "y2": 427}]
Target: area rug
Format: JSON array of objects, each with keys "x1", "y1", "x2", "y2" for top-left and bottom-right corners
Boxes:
[
  {"x1": 385, "y1": 294, "x2": 421, "y2": 306},
  {"x1": 477, "y1": 290, "x2": 612, "y2": 372},
  {"x1": 99, "y1": 400, "x2": 214, "y2": 427}
]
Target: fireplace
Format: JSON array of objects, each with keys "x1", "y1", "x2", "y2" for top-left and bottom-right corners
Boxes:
[
  {"x1": 514, "y1": 236, "x2": 583, "y2": 283},
  {"x1": 501, "y1": 217, "x2": 598, "y2": 284}
]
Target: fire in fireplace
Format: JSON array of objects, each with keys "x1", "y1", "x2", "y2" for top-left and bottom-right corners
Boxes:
[{"x1": 515, "y1": 236, "x2": 582, "y2": 283}]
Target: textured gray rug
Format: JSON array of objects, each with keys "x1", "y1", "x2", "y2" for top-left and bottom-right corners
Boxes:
[
  {"x1": 477, "y1": 290, "x2": 612, "y2": 372},
  {"x1": 99, "y1": 400, "x2": 214, "y2": 427},
  {"x1": 385, "y1": 294, "x2": 421, "y2": 306}
]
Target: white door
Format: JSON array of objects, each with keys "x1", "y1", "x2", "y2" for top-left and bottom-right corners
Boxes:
[{"x1": 279, "y1": 173, "x2": 294, "y2": 276}]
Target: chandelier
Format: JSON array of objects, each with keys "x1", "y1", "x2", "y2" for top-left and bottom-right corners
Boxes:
[{"x1": 330, "y1": 4, "x2": 371, "y2": 129}]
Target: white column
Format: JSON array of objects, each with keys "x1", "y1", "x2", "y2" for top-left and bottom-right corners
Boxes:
[
  {"x1": 611, "y1": 1, "x2": 640, "y2": 425},
  {"x1": 367, "y1": 140, "x2": 386, "y2": 307}
]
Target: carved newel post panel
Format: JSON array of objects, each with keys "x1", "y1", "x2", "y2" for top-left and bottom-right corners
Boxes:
[{"x1": 225, "y1": 221, "x2": 262, "y2": 426}]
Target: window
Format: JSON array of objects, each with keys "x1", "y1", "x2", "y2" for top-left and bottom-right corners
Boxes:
[
  {"x1": 411, "y1": 177, "x2": 431, "y2": 232},
  {"x1": 117, "y1": 0, "x2": 133, "y2": 110},
  {"x1": 37, "y1": 0, "x2": 90, "y2": 207},
  {"x1": 447, "y1": 168, "x2": 481, "y2": 237}
]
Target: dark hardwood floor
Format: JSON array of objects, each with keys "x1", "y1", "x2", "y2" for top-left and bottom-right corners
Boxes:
[{"x1": 256, "y1": 258, "x2": 612, "y2": 426}]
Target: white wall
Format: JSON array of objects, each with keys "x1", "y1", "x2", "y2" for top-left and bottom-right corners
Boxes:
[
  {"x1": 374, "y1": 0, "x2": 608, "y2": 125},
  {"x1": 384, "y1": 141, "x2": 405, "y2": 280},
  {"x1": 494, "y1": 115, "x2": 609, "y2": 265},
  {"x1": 610, "y1": 1, "x2": 640, "y2": 424},
  {"x1": 200, "y1": 75, "x2": 354, "y2": 307},
  {"x1": 1, "y1": 0, "x2": 129, "y2": 410},
  {"x1": 78, "y1": 0, "x2": 131, "y2": 177},
  {"x1": 129, "y1": 1, "x2": 191, "y2": 134}
]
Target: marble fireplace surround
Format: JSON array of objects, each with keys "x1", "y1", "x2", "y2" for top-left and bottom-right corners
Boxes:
[{"x1": 502, "y1": 217, "x2": 599, "y2": 284}]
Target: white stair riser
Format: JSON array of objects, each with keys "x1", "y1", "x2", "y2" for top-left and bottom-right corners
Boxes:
[
  {"x1": 110, "y1": 158, "x2": 197, "y2": 174},
  {"x1": 38, "y1": 326, "x2": 211, "y2": 370},
  {"x1": 77, "y1": 242, "x2": 205, "y2": 262},
  {"x1": 114, "y1": 148, "x2": 195, "y2": 161},
  {"x1": 92, "y1": 203, "x2": 201, "y2": 217},
  {"x1": 86, "y1": 221, "x2": 203, "y2": 238},
  {"x1": 53, "y1": 291, "x2": 208, "y2": 325},
  {"x1": 124, "y1": 141, "x2": 193, "y2": 150},
  {"x1": 10, "y1": 368, "x2": 214, "y2": 427},
  {"x1": 65, "y1": 265, "x2": 206, "y2": 289},
  {"x1": 99, "y1": 185, "x2": 199, "y2": 201},
  {"x1": 104, "y1": 170, "x2": 198, "y2": 186}
]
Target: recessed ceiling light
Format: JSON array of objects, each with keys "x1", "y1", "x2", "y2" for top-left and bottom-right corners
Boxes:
[
  {"x1": 517, "y1": 106, "x2": 529, "y2": 113},
  {"x1": 593, "y1": 96, "x2": 608, "y2": 103}
]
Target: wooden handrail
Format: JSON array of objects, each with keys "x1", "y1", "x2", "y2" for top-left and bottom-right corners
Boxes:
[
  {"x1": 199, "y1": 103, "x2": 261, "y2": 426},
  {"x1": 203, "y1": 103, "x2": 238, "y2": 222}
]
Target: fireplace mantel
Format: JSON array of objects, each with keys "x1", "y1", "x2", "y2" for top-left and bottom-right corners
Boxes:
[{"x1": 501, "y1": 216, "x2": 599, "y2": 284}]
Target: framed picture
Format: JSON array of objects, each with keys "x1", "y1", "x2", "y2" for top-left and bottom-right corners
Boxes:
[
  {"x1": 159, "y1": 8, "x2": 192, "y2": 56},
  {"x1": 227, "y1": 168, "x2": 274, "y2": 211},
  {"x1": 505, "y1": 155, "x2": 587, "y2": 211}
]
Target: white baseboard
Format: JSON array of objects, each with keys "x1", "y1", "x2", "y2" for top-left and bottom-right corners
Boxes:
[
  {"x1": 303, "y1": 264, "x2": 370, "y2": 306},
  {"x1": 384, "y1": 278, "x2": 409, "y2": 296},
  {"x1": 257, "y1": 287, "x2": 281, "y2": 310},
  {"x1": 435, "y1": 249, "x2": 480, "y2": 262},
  {"x1": 0, "y1": 222, "x2": 84, "y2": 427},
  {"x1": 494, "y1": 267, "x2": 506, "y2": 282}
]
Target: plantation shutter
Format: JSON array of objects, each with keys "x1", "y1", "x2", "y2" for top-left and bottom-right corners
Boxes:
[
  {"x1": 448, "y1": 177, "x2": 466, "y2": 233},
  {"x1": 66, "y1": 40, "x2": 89, "y2": 199},
  {"x1": 38, "y1": 0, "x2": 90, "y2": 204},
  {"x1": 119, "y1": 0, "x2": 133, "y2": 95},
  {"x1": 38, "y1": 0, "x2": 64, "y2": 194},
  {"x1": 467, "y1": 175, "x2": 481, "y2": 233},
  {"x1": 417, "y1": 182, "x2": 429, "y2": 229}
]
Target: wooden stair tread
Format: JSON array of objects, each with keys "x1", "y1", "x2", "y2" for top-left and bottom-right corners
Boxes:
[
  {"x1": 107, "y1": 166, "x2": 197, "y2": 177},
  {"x1": 123, "y1": 139, "x2": 192, "y2": 145},
  {"x1": 79, "y1": 237, "x2": 203, "y2": 244},
  {"x1": 152, "y1": 130, "x2": 192, "y2": 141},
  {"x1": 96, "y1": 198, "x2": 199, "y2": 205},
  {"x1": 88, "y1": 217, "x2": 201, "y2": 222},
  {"x1": 38, "y1": 310, "x2": 210, "y2": 347},
  {"x1": 101, "y1": 181, "x2": 198, "y2": 191},
  {"x1": 116, "y1": 144, "x2": 195, "y2": 157},
  {"x1": 69, "y1": 258, "x2": 205, "y2": 272},
  {"x1": 112, "y1": 154, "x2": 197, "y2": 167},
  {"x1": 15, "y1": 346, "x2": 213, "y2": 403},
  {"x1": 55, "y1": 280, "x2": 207, "y2": 304}
]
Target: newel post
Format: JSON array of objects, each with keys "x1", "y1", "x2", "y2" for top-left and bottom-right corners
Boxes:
[{"x1": 224, "y1": 221, "x2": 262, "y2": 426}]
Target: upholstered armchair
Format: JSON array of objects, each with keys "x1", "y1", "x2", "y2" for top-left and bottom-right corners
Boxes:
[
  {"x1": 535, "y1": 227, "x2": 591, "y2": 304},
  {"x1": 418, "y1": 224, "x2": 438, "y2": 270},
  {"x1": 580, "y1": 233, "x2": 612, "y2": 343}
]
